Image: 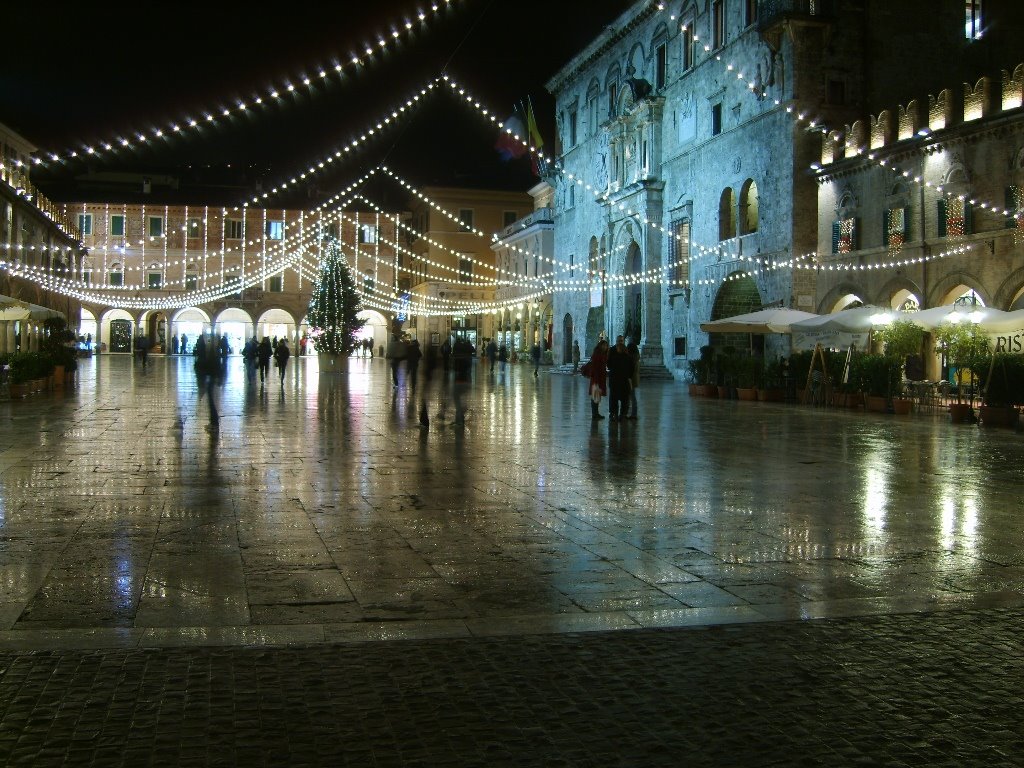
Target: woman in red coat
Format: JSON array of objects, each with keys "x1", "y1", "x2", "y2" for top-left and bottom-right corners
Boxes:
[{"x1": 585, "y1": 339, "x2": 609, "y2": 420}]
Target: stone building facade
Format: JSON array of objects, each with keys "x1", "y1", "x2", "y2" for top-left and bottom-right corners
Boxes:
[
  {"x1": 545, "y1": 0, "x2": 1024, "y2": 378},
  {"x1": 405, "y1": 186, "x2": 532, "y2": 349},
  {"x1": 57, "y1": 202, "x2": 401, "y2": 356},
  {"x1": 0, "y1": 122, "x2": 84, "y2": 354}
]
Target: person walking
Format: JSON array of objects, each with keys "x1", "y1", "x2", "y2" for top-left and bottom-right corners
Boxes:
[
  {"x1": 486, "y1": 338, "x2": 498, "y2": 373},
  {"x1": 257, "y1": 336, "x2": 273, "y2": 385},
  {"x1": 498, "y1": 343, "x2": 509, "y2": 378},
  {"x1": 274, "y1": 338, "x2": 290, "y2": 386},
  {"x1": 531, "y1": 342, "x2": 541, "y2": 378},
  {"x1": 572, "y1": 340, "x2": 581, "y2": 373},
  {"x1": 440, "y1": 337, "x2": 452, "y2": 375},
  {"x1": 136, "y1": 334, "x2": 150, "y2": 368},
  {"x1": 606, "y1": 335, "x2": 632, "y2": 422},
  {"x1": 180, "y1": 333, "x2": 188, "y2": 355},
  {"x1": 242, "y1": 337, "x2": 258, "y2": 381},
  {"x1": 386, "y1": 334, "x2": 406, "y2": 387},
  {"x1": 194, "y1": 334, "x2": 222, "y2": 427},
  {"x1": 219, "y1": 333, "x2": 230, "y2": 361},
  {"x1": 626, "y1": 336, "x2": 641, "y2": 419},
  {"x1": 584, "y1": 339, "x2": 609, "y2": 420},
  {"x1": 171, "y1": 334, "x2": 179, "y2": 356},
  {"x1": 406, "y1": 339, "x2": 423, "y2": 389}
]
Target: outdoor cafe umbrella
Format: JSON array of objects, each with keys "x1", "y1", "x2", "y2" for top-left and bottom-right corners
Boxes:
[
  {"x1": 788, "y1": 305, "x2": 887, "y2": 333},
  {"x1": 895, "y1": 304, "x2": 1009, "y2": 330},
  {"x1": 699, "y1": 307, "x2": 819, "y2": 334}
]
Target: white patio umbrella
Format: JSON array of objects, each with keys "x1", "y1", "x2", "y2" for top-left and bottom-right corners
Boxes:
[
  {"x1": 788, "y1": 305, "x2": 887, "y2": 333},
  {"x1": 700, "y1": 307, "x2": 819, "y2": 334},
  {"x1": 978, "y1": 307, "x2": 1024, "y2": 332},
  {"x1": 893, "y1": 304, "x2": 1009, "y2": 330},
  {"x1": 0, "y1": 302, "x2": 64, "y2": 321}
]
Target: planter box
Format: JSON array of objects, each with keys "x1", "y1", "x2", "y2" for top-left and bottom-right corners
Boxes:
[
  {"x1": 892, "y1": 398, "x2": 913, "y2": 415},
  {"x1": 737, "y1": 387, "x2": 758, "y2": 401},
  {"x1": 757, "y1": 388, "x2": 784, "y2": 402},
  {"x1": 717, "y1": 386, "x2": 729, "y2": 399},
  {"x1": 949, "y1": 403, "x2": 975, "y2": 423},
  {"x1": 834, "y1": 392, "x2": 864, "y2": 408},
  {"x1": 979, "y1": 405, "x2": 1019, "y2": 428},
  {"x1": 317, "y1": 354, "x2": 350, "y2": 374},
  {"x1": 866, "y1": 395, "x2": 888, "y2": 413}
]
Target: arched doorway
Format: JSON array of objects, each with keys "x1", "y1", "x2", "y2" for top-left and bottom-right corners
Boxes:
[
  {"x1": 562, "y1": 312, "x2": 573, "y2": 363},
  {"x1": 624, "y1": 244, "x2": 642, "y2": 342},
  {"x1": 709, "y1": 274, "x2": 762, "y2": 353},
  {"x1": 255, "y1": 308, "x2": 297, "y2": 346},
  {"x1": 172, "y1": 308, "x2": 211, "y2": 355},
  {"x1": 101, "y1": 309, "x2": 135, "y2": 353},
  {"x1": 214, "y1": 308, "x2": 254, "y2": 355},
  {"x1": 354, "y1": 309, "x2": 388, "y2": 356}
]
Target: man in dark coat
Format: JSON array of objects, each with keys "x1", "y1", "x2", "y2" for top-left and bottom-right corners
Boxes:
[{"x1": 606, "y1": 335, "x2": 633, "y2": 422}]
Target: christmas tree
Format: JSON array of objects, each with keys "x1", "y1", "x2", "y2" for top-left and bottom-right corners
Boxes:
[{"x1": 306, "y1": 239, "x2": 366, "y2": 357}]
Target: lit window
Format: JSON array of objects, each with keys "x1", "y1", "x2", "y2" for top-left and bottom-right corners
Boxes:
[
  {"x1": 358, "y1": 224, "x2": 377, "y2": 244},
  {"x1": 186, "y1": 218, "x2": 201, "y2": 238},
  {"x1": 265, "y1": 220, "x2": 284, "y2": 240},
  {"x1": 226, "y1": 219, "x2": 243, "y2": 239}
]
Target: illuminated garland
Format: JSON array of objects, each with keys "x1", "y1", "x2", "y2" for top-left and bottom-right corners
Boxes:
[{"x1": 886, "y1": 207, "x2": 905, "y2": 258}]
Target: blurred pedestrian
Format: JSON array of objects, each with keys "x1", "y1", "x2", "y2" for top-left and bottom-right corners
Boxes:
[
  {"x1": 136, "y1": 334, "x2": 150, "y2": 368},
  {"x1": 171, "y1": 335, "x2": 179, "y2": 356},
  {"x1": 274, "y1": 338, "x2": 290, "y2": 385},
  {"x1": 194, "y1": 334, "x2": 222, "y2": 427},
  {"x1": 386, "y1": 334, "x2": 406, "y2": 387},
  {"x1": 583, "y1": 339, "x2": 609, "y2": 420},
  {"x1": 406, "y1": 339, "x2": 422, "y2": 389},
  {"x1": 531, "y1": 342, "x2": 541, "y2": 378},
  {"x1": 441, "y1": 337, "x2": 452, "y2": 375},
  {"x1": 257, "y1": 336, "x2": 273, "y2": 385},
  {"x1": 572, "y1": 340, "x2": 580, "y2": 373}
]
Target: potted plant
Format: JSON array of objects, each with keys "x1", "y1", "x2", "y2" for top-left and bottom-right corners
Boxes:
[
  {"x1": 736, "y1": 355, "x2": 759, "y2": 400},
  {"x1": 978, "y1": 352, "x2": 1023, "y2": 427},
  {"x1": 697, "y1": 345, "x2": 716, "y2": 396},
  {"x1": 306, "y1": 239, "x2": 366, "y2": 373},
  {"x1": 7, "y1": 352, "x2": 31, "y2": 397},
  {"x1": 933, "y1": 322, "x2": 992, "y2": 423},
  {"x1": 757, "y1": 358, "x2": 784, "y2": 401},
  {"x1": 876, "y1": 318, "x2": 925, "y2": 414},
  {"x1": 859, "y1": 353, "x2": 896, "y2": 412},
  {"x1": 42, "y1": 317, "x2": 78, "y2": 388}
]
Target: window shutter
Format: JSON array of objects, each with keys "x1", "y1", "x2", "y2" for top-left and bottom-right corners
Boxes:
[
  {"x1": 937, "y1": 199, "x2": 947, "y2": 238},
  {"x1": 831, "y1": 220, "x2": 841, "y2": 254}
]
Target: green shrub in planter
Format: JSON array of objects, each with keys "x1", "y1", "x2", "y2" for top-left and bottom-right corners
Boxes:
[
  {"x1": 980, "y1": 353, "x2": 1024, "y2": 407},
  {"x1": 876, "y1": 318, "x2": 926, "y2": 397},
  {"x1": 934, "y1": 323, "x2": 992, "y2": 404},
  {"x1": 859, "y1": 353, "x2": 900, "y2": 397}
]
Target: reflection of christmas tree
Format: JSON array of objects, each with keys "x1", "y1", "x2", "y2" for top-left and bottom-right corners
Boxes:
[{"x1": 306, "y1": 240, "x2": 365, "y2": 357}]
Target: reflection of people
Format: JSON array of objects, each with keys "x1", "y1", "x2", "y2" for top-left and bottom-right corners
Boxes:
[
  {"x1": 452, "y1": 337, "x2": 474, "y2": 425},
  {"x1": 626, "y1": 337, "x2": 640, "y2": 419}
]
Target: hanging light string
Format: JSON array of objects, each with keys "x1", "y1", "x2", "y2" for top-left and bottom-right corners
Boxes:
[{"x1": 31, "y1": 2, "x2": 463, "y2": 170}]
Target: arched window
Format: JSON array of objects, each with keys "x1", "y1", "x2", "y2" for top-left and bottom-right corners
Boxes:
[
  {"x1": 739, "y1": 179, "x2": 759, "y2": 234},
  {"x1": 185, "y1": 263, "x2": 198, "y2": 291},
  {"x1": 109, "y1": 262, "x2": 124, "y2": 287},
  {"x1": 719, "y1": 188, "x2": 737, "y2": 241},
  {"x1": 147, "y1": 263, "x2": 162, "y2": 289}
]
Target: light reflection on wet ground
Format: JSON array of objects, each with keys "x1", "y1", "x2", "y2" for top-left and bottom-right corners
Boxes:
[{"x1": 0, "y1": 354, "x2": 1021, "y2": 649}]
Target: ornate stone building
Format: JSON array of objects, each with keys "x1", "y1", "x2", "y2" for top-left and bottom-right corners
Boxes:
[{"x1": 545, "y1": 0, "x2": 1024, "y2": 378}]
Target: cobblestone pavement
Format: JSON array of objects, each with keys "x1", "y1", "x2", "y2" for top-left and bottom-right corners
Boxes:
[{"x1": 0, "y1": 355, "x2": 1022, "y2": 765}]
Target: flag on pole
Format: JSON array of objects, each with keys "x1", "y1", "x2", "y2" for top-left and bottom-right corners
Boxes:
[
  {"x1": 525, "y1": 97, "x2": 544, "y2": 176},
  {"x1": 495, "y1": 108, "x2": 528, "y2": 161}
]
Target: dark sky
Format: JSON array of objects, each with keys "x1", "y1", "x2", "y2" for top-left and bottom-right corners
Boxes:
[{"x1": 4, "y1": 0, "x2": 635, "y2": 209}]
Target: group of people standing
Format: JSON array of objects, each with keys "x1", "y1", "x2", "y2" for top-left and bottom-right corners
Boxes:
[{"x1": 582, "y1": 335, "x2": 641, "y2": 421}]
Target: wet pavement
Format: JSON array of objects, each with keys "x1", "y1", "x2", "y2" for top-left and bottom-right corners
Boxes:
[{"x1": 0, "y1": 355, "x2": 1022, "y2": 765}]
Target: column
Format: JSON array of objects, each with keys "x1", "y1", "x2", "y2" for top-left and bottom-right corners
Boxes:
[{"x1": 0, "y1": 321, "x2": 7, "y2": 354}]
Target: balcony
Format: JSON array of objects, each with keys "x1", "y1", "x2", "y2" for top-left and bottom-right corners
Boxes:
[{"x1": 757, "y1": 0, "x2": 836, "y2": 31}]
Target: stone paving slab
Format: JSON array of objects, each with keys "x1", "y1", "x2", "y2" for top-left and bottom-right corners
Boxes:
[{"x1": 0, "y1": 608, "x2": 1021, "y2": 766}]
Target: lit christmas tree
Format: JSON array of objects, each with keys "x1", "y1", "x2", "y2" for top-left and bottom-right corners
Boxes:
[{"x1": 306, "y1": 239, "x2": 366, "y2": 358}]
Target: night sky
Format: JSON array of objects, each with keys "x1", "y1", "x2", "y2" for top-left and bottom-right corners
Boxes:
[{"x1": 5, "y1": 0, "x2": 635, "y2": 209}]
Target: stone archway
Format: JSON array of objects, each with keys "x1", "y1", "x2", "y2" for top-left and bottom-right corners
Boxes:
[
  {"x1": 624, "y1": 244, "x2": 642, "y2": 342},
  {"x1": 709, "y1": 274, "x2": 762, "y2": 353},
  {"x1": 562, "y1": 312, "x2": 574, "y2": 363}
]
